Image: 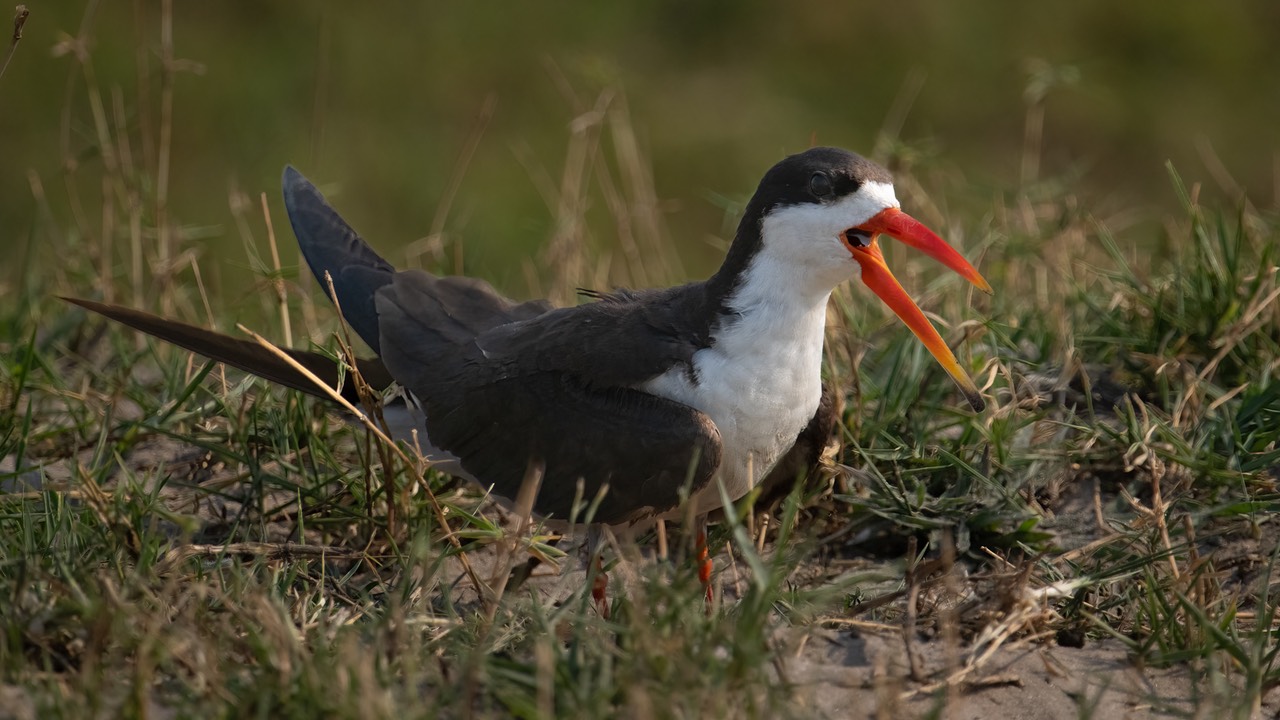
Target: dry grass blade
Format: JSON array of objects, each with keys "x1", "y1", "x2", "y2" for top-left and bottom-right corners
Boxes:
[
  {"x1": 484, "y1": 461, "x2": 544, "y2": 622},
  {"x1": 260, "y1": 191, "x2": 293, "y2": 347},
  {"x1": 0, "y1": 4, "x2": 27, "y2": 85},
  {"x1": 155, "y1": 542, "x2": 364, "y2": 575},
  {"x1": 899, "y1": 569, "x2": 1062, "y2": 701},
  {"x1": 235, "y1": 322, "x2": 493, "y2": 606}
]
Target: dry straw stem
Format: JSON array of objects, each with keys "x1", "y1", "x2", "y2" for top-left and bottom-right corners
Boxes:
[
  {"x1": 322, "y1": 271, "x2": 406, "y2": 533},
  {"x1": 156, "y1": 542, "x2": 364, "y2": 576},
  {"x1": 900, "y1": 570, "x2": 1063, "y2": 701},
  {"x1": 483, "y1": 462, "x2": 544, "y2": 623},
  {"x1": 260, "y1": 192, "x2": 293, "y2": 347},
  {"x1": 0, "y1": 5, "x2": 29, "y2": 85},
  {"x1": 235, "y1": 322, "x2": 492, "y2": 606}
]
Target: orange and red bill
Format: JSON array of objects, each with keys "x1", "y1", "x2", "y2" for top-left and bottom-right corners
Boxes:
[{"x1": 843, "y1": 208, "x2": 990, "y2": 412}]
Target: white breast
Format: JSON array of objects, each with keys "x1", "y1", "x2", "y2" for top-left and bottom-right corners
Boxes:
[{"x1": 641, "y1": 263, "x2": 834, "y2": 515}]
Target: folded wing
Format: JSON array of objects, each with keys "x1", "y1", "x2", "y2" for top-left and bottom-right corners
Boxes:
[{"x1": 176, "y1": 168, "x2": 727, "y2": 524}]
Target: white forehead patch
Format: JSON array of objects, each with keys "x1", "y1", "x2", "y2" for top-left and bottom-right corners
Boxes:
[
  {"x1": 858, "y1": 181, "x2": 900, "y2": 213},
  {"x1": 759, "y1": 180, "x2": 901, "y2": 252},
  {"x1": 747, "y1": 178, "x2": 903, "y2": 298}
]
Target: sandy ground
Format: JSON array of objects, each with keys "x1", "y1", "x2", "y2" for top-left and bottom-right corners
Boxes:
[{"x1": 786, "y1": 627, "x2": 1238, "y2": 719}]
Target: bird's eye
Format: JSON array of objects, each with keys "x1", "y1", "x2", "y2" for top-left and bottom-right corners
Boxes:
[{"x1": 809, "y1": 172, "x2": 833, "y2": 199}]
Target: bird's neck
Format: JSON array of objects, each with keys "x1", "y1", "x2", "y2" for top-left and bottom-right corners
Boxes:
[
  {"x1": 714, "y1": 247, "x2": 835, "y2": 352},
  {"x1": 708, "y1": 213, "x2": 853, "y2": 326}
]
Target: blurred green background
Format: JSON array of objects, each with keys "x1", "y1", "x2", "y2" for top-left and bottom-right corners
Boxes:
[{"x1": 3, "y1": 1, "x2": 1278, "y2": 310}]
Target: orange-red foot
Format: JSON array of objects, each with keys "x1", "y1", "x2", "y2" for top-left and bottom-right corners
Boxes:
[
  {"x1": 591, "y1": 556, "x2": 610, "y2": 619},
  {"x1": 696, "y1": 528, "x2": 713, "y2": 606}
]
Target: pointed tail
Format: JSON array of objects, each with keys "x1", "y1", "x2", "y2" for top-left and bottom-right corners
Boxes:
[{"x1": 62, "y1": 297, "x2": 393, "y2": 405}]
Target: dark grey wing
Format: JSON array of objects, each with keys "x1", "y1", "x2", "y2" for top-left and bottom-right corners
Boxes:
[
  {"x1": 282, "y1": 167, "x2": 553, "y2": 353},
  {"x1": 282, "y1": 167, "x2": 721, "y2": 523},
  {"x1": 283, "y1": 167, "x2": 394, "y2": 353},
  {"x1": 375, "y1": 271, "x2": 721, "y2": 524},
  {"x1": 418, "y1": 369, "x2": 720, "y2": 525},
  {"x1": 474, "y1": 285, "x2": 713, "y2": 388}
]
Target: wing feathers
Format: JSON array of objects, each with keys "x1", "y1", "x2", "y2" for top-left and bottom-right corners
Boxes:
[
  {"x1": 374, "y1": 277, "x2": 723, "y2": 524},
  {"x1": 282, "y1": 167, "x2": 555, "y2": 354},
  {"x1": 282, "y1": 166, "x2": 394, "y2": 352}
]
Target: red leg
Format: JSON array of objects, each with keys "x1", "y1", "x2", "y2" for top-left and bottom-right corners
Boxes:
[
  {"x1": 696, "y1": 526, "x2": 713, "y2": 605},
  {"x1": 591, "y1": 555, "x2": 610, "y2": 619}
]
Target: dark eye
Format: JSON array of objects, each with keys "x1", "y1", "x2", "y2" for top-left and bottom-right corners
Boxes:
[{"x1": 809, "y1": 172, "x2": 833, "y2": 199}]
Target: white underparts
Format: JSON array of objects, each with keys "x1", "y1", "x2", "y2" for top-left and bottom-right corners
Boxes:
[{"x1": 641, "y1": 182, "x2": 898, "y2": 514}]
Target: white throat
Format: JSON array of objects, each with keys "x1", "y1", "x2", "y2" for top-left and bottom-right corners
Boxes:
[{"x1": 640, "y1": 180, "x2": 901, "y2": 513}]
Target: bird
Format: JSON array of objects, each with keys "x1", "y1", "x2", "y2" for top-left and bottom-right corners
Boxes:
[{"x1": 66, "y1": 146, "x2": 990, "y2": 606}]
